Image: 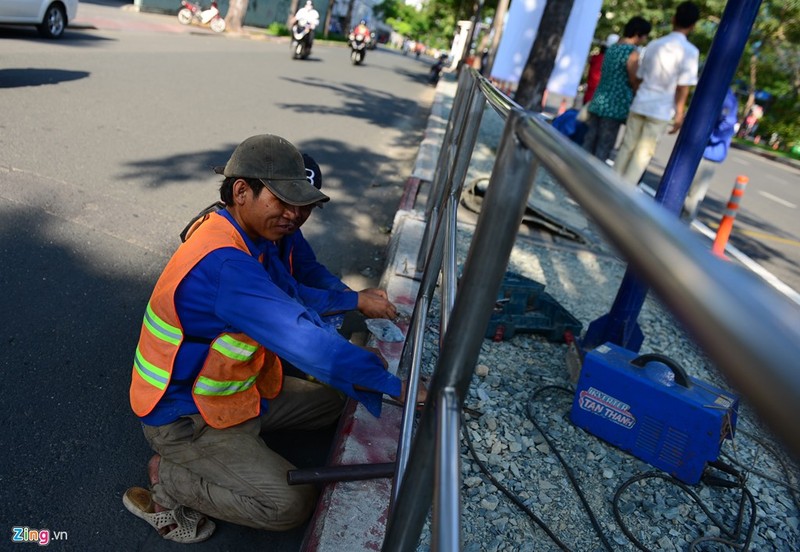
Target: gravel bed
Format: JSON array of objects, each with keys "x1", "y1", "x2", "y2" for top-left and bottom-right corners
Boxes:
[
  {"x1": 407, "y1": 98, "x2": 800, "y2": 551},
  {"x1": 408, "y1": 224, "x2": 800, "y2": 551}
]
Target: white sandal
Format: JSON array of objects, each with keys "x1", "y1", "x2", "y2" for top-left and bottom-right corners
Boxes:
[{"x1": 123, "y1": 487, "x2": 215, "y2": 544}]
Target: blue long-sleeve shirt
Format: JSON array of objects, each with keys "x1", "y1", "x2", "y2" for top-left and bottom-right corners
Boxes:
[
  {"x1": 275, "y1": 230, "x2": 359, "y2": 316},
  {"x1": 141, "y1": 210, "x2": 400, "y2": 425}
]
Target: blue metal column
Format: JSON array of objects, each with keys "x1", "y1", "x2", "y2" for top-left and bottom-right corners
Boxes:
[{"x1": 583, "y1": 0, "x2": 763, "y2": 352}]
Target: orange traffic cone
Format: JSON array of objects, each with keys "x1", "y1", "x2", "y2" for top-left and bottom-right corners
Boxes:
[{"x1": 712, "y1": 175, "x2": 748, "y2": 258}]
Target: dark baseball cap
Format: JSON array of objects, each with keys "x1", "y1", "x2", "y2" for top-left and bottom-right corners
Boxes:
[{"x1": 214, "y1": 135, "x2": 330, "y2": 207}]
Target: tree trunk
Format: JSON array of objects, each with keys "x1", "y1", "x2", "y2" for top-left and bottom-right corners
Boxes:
[
  {"x1": 344, "y1": 0, "x2": 355, "y2": 35},
  {"x1": 323, "y1": 0, "x2": 335, "y2": 38},
  {"x1": 287, "y1": 0, "x2": 299, "y2": 27},
  {"x1": 514, "y1": 0, "x2": 575, "y2": 112},
  {"x1": 225, "y1": 0, "x2": 248, "y2": 33}
]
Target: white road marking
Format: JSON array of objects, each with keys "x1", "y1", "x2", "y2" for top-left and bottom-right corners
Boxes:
[
  {"x1": 758, "y1": 191, "x2": 797, "y2": 208},
  {"x1": 692, "y1": 221, "x2": 800, "y2": 306}
]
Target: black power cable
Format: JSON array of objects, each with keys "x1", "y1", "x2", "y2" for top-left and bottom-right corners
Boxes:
[
  {"x1": 526, "y1": 385, "x2": 616, "y2": 552},
  {"x1": 461, "y1": 410, "x2": 573, "y2": 551},
  {"x1": 611, "y1": 471, "x2": 757, "y2": 551},
  {"x1": 727, "y1": 427, "x2": 800, "y2": 515},
  {"x1": 460, "y1": 383, "x2": 776, "y2": 551}
]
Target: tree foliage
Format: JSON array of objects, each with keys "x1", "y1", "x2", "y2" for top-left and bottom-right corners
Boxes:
[{"x1": 373, "y1": 0, "x2": 490, "y2": 50}]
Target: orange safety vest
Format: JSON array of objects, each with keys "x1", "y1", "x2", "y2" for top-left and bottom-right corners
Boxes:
[{"x1": 130, "y1": 212, "x2": 283, "y2": 429}]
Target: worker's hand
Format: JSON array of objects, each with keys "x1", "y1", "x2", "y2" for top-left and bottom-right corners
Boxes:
[
  {"x1": 357, "y1": 288, "x2": 397, "y2": 319},
  {"x1": 394, "y1": 379, "x2": 428, "y2": 405}
]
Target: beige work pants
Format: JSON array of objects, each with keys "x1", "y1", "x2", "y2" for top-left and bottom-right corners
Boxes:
[
  {"x1": 142, "y1": 376, "x2": 345, "y2": 531},
  {"x1": 614, "y1": 112, "x2": 670, "y2": 185}
]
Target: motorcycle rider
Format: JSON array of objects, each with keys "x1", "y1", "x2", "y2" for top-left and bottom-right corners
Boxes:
[
  {"x1": 350, "y1": 19, "x2": 371, "y2": 43},
  {"x1": 347, "y1": 19, "x2": 371, "y2": 63},
  {"x1": 292, "y1": 1, "x2": 319, "y2": 50}
]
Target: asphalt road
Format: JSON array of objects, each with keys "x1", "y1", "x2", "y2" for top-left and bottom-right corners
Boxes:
[
  {"x1": 0, "y1": 4, "x2": 435, "y2": 550},
  {"x1": 643, "y1": 133, "x2": 800, "y2": 297}
]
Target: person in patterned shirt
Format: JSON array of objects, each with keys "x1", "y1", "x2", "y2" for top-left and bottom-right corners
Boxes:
[{"x1": 581, "y1": 16, "x2": 652, "y2": 163}]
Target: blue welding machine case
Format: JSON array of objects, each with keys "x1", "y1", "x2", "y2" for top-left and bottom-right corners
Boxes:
[{"x1": 570, "y1": 342, "x2": 738, "y2": 485}]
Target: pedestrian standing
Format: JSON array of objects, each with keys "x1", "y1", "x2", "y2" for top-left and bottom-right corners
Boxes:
[
  {"x1": 682, "y1": 88, "x2": 738, "y2": 221},
  {"x1": 614, "y1": 2, "x2": 700, "y2": 185},
  {"x1": 581, "y1": 17, "x2": 651, "y2": 163}
]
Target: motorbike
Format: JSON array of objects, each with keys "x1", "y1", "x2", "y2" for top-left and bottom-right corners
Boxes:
[
  {"x1": 177, "y1": 0, "x2": 226, "y2": 33},
  {"x1": 428, "y1": 55, "x2": 446, "y2": 85},
  {"x1": 291, "y1": 20, "x2": 313, "y2": 59},
  {"x1": 348, "y1": 31, "x2": 368, "y2": 65}
]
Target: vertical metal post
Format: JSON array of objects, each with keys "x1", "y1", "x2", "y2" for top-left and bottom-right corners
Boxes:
[
  {"x1": 395, "y1": 72, "x2": 488, "y2": 503},
  {"x1": 440, "y1": 83, "x2": 488, "y2": 336},
  {"x1": 383, "y1": 109, "x2": 538, "y2": 552},
  {"x1": 416, "y1": 72, "x2": 478, "y2": 273},
  {"x1": 424, "y1": 68, "x2": 473, "y2": 216},
  {"x1": 433, "y1": 387, "x2": 461, "y2": 552},
  {"x1": 391, "y1": 207, "x2": 448, "y2": 505},
  {"x1": 582, "y1": 0, "x2": 763, "y2": 352},
  {"x1": 441, "y1": 196, "x2": 458, "y2": 340}
]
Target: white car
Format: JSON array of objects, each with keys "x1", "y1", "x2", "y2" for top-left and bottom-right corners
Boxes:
[{"x1": 0, "y1": 0, "x2": 79, "y2": 38}]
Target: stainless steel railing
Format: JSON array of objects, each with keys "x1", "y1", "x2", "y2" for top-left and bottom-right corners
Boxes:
[{"x1": 382, "y1": 68, "x2": 800, "y2": 552}]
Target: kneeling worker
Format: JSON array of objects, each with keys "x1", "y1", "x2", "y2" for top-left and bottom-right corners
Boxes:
[{"x1": 124, "y1": 134, "x2": 412, "y2": 543}]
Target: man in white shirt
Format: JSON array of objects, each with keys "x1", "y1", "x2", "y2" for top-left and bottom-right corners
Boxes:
[
  {"x1": 614, "y1": 2, "x2": 700, "y2": 185},
  {"x1": 292, "y1": 0, "x2": 319, "y2": 51},
  {"x1": 294, "y1": 1, "x2": 319, "y2": 30}
]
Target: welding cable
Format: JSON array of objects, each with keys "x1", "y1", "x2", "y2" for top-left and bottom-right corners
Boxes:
[
  {"x1": 460, "y1": 410, "x2": 572, "y2": 551},
  {"x1": 611, "y1": 471, "x2": 757, "y2": 552},
  {"x1": 722, "y1": 427, "x2": 800, "y2": 513},
  {"x1": 526, "y1": 385, "x2": 616, "y2": 552}
]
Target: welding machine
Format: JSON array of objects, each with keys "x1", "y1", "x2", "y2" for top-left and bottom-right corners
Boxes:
[{"x1": 570, "y1": 342, "x2": 738, "y2": 484}]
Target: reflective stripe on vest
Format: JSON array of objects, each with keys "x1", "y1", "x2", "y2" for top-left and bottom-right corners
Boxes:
[
  {"x1": 212, "y1": 334, "x2": 258, "y2": 361},
  {"x1": 143, "y1": 302, "x2": 182, "y2": 346},
  {"x1": 133, "y1": 346, "x2": 170, "y2": 390},
  {"x1": 195, "y1": 374, "x2": 258, "y2": 396},
  {"x1": 194, "y1": 335, "x2": 259, "y2": 397}
]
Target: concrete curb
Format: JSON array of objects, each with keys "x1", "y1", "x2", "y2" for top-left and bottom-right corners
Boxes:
[{"x1": 730, "y1": 141, "x2": 800, "y2": 171}]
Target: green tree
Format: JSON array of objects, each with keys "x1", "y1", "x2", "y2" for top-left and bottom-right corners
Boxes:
[{"x1": 374, "y1": 0, "x2": 492, "y2": 51}]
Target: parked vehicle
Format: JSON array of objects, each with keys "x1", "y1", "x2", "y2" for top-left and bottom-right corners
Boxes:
[
  {"x1": 291, "y1": 20, "x2": 313, "y2": 59},
  {"x1": 348, "y1": 31, "x2": 368, "y2": 65},
  {"x1": 177, "y1": 0, "x2": 225, "y2": 33},
  {"x1": 0, "y1": 0, "x2": 79, "y2": 38}
]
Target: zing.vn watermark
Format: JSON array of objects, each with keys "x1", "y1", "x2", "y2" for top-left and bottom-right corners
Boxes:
[{"x1": 11, "y1": 527, "x2": 68, "y2": 546}]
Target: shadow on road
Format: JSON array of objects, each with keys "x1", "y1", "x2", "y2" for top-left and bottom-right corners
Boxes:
[{"x1": 0, "y1": 68, "x2": 90, "y2": 88}]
